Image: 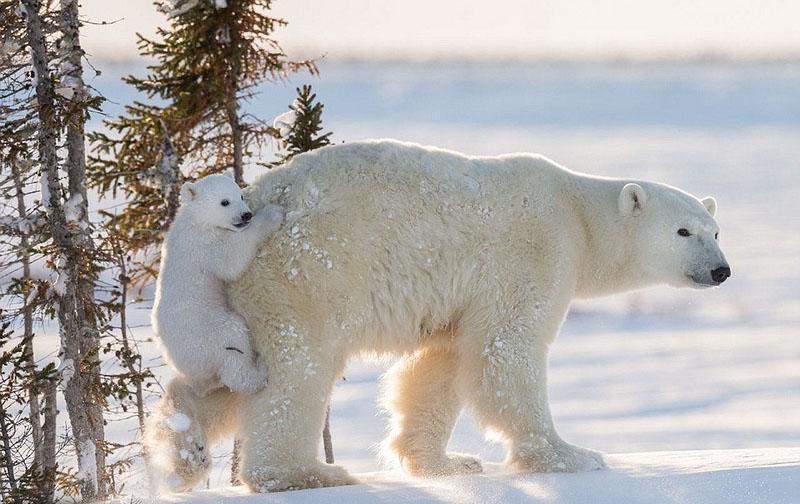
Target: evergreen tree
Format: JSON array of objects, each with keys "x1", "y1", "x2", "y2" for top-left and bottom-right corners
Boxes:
[
  {"x1": 0, "y1": 3, "x2": 55, "y2": 499},
  {"x1": 4, "y1": 0, "x2": 137, "y2": 500},
  {"x1": 272, "y1": 85, "x2": 333, "y2": 165},
  {"x1": 89, "y1": 0, "x2": 317, "y2": 287}
]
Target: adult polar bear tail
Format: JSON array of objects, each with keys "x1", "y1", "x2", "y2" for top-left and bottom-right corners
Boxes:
[{"x1": 214, "y1": 139, "x2": 727, "y2": 492}]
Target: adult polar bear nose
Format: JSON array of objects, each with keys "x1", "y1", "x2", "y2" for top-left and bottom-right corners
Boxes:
[{"x1": 711, "y1": 266, "x2": 731, "y2": 283}]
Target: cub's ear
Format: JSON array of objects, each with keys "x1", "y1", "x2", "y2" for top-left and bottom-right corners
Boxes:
[
  {"x1": 180, "y1": 182, "x2": 197, "y2": 201},
  {"x1": 701, "y1": 196, "x2": 717, "y2": 217},
  {"x1": 223, "y1": 169, "x2": 235, "y2": 179},
  {"x1": 618, "y1": 183, "x2": 647, "y2": 216}
]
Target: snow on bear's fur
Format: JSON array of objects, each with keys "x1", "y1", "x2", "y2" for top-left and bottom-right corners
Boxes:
[
  {"x1": 149, "y1": 140, "x2": 730, "y2": 493},
  {"x1": 151, "y1": 173, "x2": 284, "y2": 395}
]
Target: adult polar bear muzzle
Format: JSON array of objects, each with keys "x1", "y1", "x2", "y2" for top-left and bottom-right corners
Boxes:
[
  {"x1": 686, "y1": 238, "x2": 731, "y2": 288},
  {"x1": 618, "y1": 182, "x2": 731, "y2": 289}
]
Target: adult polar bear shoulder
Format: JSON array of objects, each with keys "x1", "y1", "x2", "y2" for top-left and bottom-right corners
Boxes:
[{"x1": 222, "y1": 139, "x2": 729, "y2": 492}]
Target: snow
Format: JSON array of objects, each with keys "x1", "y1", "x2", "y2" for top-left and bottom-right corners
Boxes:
[
  {"x1": 161, "y1": 0, "x2": 200, "y2": 17},
  {"x1": 273, "y1": 109, "x2": 297, "y2": 138},
  {"x1": 50, "y1": 255, "x2": 67, "y2": 297},
  {"x1": 57, "y1": 357, "x2": 74, "y2": 387},
  {"x1": 39, "y1": 172, "x2": 52, "y2": 211},
  {"x1": 75, "y1": 438, "x2": 98, "y2": 493},
  {"x1": 63, "y1": 192, "x2": 83, "y2": 223},
  {"x1": 55, "y1": 75, "x2": 82, "y2": 100},
  {"x1": 165, "y1": 413, "x2": 192, "y2": 433},
  {"x1": 113, "y1": 448, "x2": 799, "y2": 504}
]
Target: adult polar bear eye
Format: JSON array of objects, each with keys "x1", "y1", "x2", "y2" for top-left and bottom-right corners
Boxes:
[
  {"x1": 677, "y1": 228, "x2": 691, "y2": 237},
  {"x1": 221, "y1": 199, "x2": 230, "y2": 207}
]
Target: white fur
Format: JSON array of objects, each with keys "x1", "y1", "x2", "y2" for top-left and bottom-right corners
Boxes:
[
  {"x1": 152, "y1": 174, "x2": 283, "y2": 396},
  {"x1": 152, "y1": 140, "x2": 730, "y2": 492}
]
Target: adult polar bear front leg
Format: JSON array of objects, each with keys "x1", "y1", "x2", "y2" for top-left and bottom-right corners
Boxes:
[
  {"x1": 460, "y1": 298, "x2": 605, "y2": 473},
  {"x1": 238, "y1": 320, "x2": 356, "y2": 492}
]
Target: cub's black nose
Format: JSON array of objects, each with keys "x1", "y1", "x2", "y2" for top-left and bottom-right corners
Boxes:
[
  {"x1": 711, "y1": 266, "x2": 731, "y2": 283},
  {"x1": 241, "y1": 212, "x2": 253, "y2": 222}
]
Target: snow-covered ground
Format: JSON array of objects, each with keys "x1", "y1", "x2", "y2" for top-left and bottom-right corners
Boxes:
[
  {"x1": 42, "y1": 60, "x2": 800, "y2": 501},
  {"x1": 129, "y1": 448, "x2": 800, "y2": 504}
]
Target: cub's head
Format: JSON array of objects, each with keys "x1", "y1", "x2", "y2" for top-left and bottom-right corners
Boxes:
[
  {"x1": 619, "y1": 182, "x2": 730, "y2": 289},
  {"x1": 179, "y1": 172, "x2": 253, "y2": 232}
]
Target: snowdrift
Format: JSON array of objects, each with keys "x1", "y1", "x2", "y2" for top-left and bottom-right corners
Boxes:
[{"x1": 142, "y1": 447, "x2": 798, "y2": 504}]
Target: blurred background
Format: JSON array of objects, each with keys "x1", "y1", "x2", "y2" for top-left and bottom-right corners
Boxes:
[{"x1": 79, "y1": 0, "x2": 799, "y2": 479}]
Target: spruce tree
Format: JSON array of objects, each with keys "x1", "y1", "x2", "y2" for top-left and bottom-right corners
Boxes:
[
  {"x1": 89, "y1": 0, "x2": 317, "y2": 287},
  {"x1": 273, "y1": 85, "x2": 333, "y2": 165},
  {"x1": 12, "y1": 0, "x2": 108, "y2": 500}
]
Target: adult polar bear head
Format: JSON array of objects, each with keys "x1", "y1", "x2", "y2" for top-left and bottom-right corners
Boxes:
[
  {"x1": 212, "y1": 139, "x2": 731, "y2": 492},
  {"x1": 616, "y1": 181, "x2": 729, "y2": 289}
]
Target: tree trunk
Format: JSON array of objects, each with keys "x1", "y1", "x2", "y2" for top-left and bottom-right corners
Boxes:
[
  {"x1": 230, "y1": 439, "x2": 242, "y2": 485},
  {"x1": 22, "y1": 1, "x2": 105, "y2": 500},
  {"x1": 39, "y1": 379, "x2": 58, "y2": 504},
  {"x1": 159, "y1": 132, "x2": 182, "y2": 227},
  {"x1": 323, "y1": 406, "x2": 334, "y2": 464},
  {"x1": 58, "y1": 0, "x2": 106, "y2": 498},
  {"x1": 112, "y1": 238, "x2": 146, "y2": 434},
  {"x1": 225, "y1": 95, "x2": 244, "y2": 185},
  {"x1": 0, "y1": 405, "x2": 17, "y2": 494},
  {"x1": 10, "y1": 161, "x2": 44, "y2": 471},
  {"x1": 223, "y1": 18, "x2": 244, "y2": 185}
]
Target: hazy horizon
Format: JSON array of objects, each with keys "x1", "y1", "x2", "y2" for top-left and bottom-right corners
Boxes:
[{"x1": 80, "y1": 0, "x2": 800, "y2": 63}]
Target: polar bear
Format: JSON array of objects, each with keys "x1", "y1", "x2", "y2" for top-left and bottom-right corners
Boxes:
[
  {"x1": 152, "y1": 140, "x2": 730, "y2": 492},
  {"x1": 151, "y1": 173, "x2": 283, "y2": 396}
]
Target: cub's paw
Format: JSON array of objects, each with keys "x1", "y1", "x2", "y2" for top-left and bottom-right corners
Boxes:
[
  {"x1": 403, "y1": 453, "x2": 484, "y2": 477},
  {"x1": 219, "y1": 353, "x2": 268, "y2": 394},
  {"x1": 255, "y1": 203, "x2": 285, "y2": 233},
  {"x1": 511, "y1": 441, "x2": 605, "y2": 473},
  {"x1": 243, "y1": 462, "x2": 357, "y2": 493}
]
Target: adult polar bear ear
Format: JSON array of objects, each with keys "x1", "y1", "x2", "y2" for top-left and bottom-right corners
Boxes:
[
  {"x1": 701, "y1": 196, "x2": 717, "y2": 217},
  {"x1": 618, "y1": 183, "x2": 648, "y2": 217},
  {"x1": 180, "y1": 181, "x2": 197, "y2": 201}
]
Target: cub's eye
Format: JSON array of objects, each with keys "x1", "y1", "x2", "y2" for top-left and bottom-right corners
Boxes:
[
  {"x1": 220, "y1": 199, "x2": 230, "y2": 207},
  {"x1": 677, "y1": 228, "x2": 691, "y2": 237}
]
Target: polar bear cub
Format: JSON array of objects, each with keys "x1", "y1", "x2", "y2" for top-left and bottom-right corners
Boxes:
[{"x1": 152, "y1": 172, "x2": 283, "y2": 396}]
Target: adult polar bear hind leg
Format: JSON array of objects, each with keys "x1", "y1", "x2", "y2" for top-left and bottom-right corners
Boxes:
[{"x1": 224, "y1": 139, "x2": 729, "y2": 492}]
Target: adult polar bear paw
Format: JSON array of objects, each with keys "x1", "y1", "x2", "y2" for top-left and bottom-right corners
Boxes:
[
  {"x1": 242, "y1": 462, "x2": 357, "y2": 493},
  {"x1": 511, "y1": 441, "x2": 605, "y2": 473},
  {"x1": 402, "y1": 453, "x2": 484, "y2": 477}
]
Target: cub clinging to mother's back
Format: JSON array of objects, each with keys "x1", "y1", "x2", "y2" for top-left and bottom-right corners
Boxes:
[{"x1": 152, "y1": 172, "x2": 283, "y2": 396}]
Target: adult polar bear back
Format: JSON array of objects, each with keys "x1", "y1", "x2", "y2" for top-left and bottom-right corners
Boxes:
[{"x1": 226, "y1": 139, "x2": 729, "y2": 492}]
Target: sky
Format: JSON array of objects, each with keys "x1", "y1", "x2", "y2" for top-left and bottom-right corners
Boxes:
[{"x1": 80, "y1": 0, "x2": 800, "y2": 62}]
